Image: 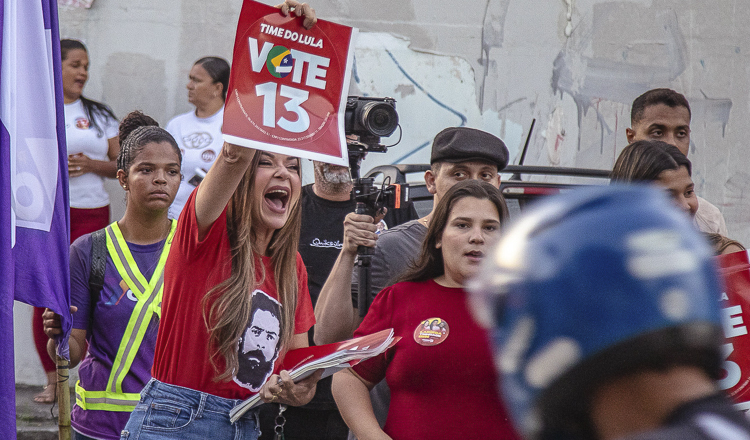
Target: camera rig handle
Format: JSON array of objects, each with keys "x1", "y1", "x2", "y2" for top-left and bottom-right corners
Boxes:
[
  {"x1": 345, "y1": 94, "x2": 406, "y2": 317},
  {"x1": 349, "y1": 145, "x2": 377, "y2": 317},
  {"x1": 355, "y1": 199, "x2": 374, "y2": 318}
]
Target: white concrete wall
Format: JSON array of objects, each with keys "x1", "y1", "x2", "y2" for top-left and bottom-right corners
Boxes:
[{"x1": 16, "y1": 0, "x2": 750, "y2": 382}]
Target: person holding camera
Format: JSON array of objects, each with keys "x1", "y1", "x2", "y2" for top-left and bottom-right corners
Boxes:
[
  {"x1": 314, "y1": 127, "x2": 509, "y2": 343},
  {"x1": 257, "y1": 98, "x2": 416, "y2": 440},
  {"x1": 256, "y1": 159, "x2": 417, "y2": 440},
  {"x1": 313, "y1": 126, "x2": 509, "y2": 436},
  {"x1": 301, "y1": 159, "x2": 417, "y2": 316},
  {"x1": 331, "y1": 179, "x2": 517, "y2": 440}
]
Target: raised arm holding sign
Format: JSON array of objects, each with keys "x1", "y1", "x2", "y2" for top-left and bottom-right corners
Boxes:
[
  {"x1": 120, "y1": 3, "x2": 340, "y2": 440},
  {"x1": 223, "y1": 0, "x2": 357, "y2": 166}
]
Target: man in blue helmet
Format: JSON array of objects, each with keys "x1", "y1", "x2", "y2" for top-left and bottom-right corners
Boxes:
[{"x1": 469, "y1": 185, "x2": 750, "y2": 440}]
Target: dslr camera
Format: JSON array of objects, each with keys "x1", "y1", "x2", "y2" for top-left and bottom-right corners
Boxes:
[
  {"x1": 345, "y1": 96, "x2": 399, "y2": 152},
  {"x1": 345, "y1": 96, "x2": 410, "y2": 317},
  {"x1": 344, "y1": 96, "x2": 409, "y2": 217}
]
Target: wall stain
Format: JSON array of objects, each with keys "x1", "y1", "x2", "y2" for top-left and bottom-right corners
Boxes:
[
  {"x1": 724, "y1": 172, "x2": 750, "y2": 228},
  {"x1": 479, "y1": 0, "x2": 510, "y2": 110},
  {"x1": 384, "y1": 49, "x2": 468, "y2": 163},
  {"x1": 696, "y1": 90, "x2": 732, "y2": 137},
  {"x1": 564, "y1": 0, "x2": 575, "y2": 37},
  {"x1": 394, "y1": 84, "x2": 416, "y2": 98},
  {"x1": 551, "y1": 10, "x2": 688, "y2": 152},
  {"x1": 497, "y1": 97, "x2": 528, "y2": 113}
]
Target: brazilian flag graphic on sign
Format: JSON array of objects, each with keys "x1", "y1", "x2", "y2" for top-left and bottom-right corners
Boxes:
[{"x1": 266, "y1": 46, "x2": 293, "y2": 78}]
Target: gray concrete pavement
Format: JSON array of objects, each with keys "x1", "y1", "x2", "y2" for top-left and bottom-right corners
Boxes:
[{"x1": 15, "y1": 384, "x2": 66, "y2": 440}]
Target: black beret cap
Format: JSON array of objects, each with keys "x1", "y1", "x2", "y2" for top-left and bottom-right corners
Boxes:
[{"x1": 430, "y1": 127, "x2": 509, "y2": 170}]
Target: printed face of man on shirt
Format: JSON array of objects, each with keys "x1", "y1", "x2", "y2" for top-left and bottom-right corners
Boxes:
[{"x1": 235, "y1": 291, "x2": 281, "y2": 391}]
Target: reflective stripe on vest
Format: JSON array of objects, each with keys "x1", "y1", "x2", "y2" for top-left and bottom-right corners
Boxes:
[
  {"x1": 76, "y1": 220, "x2": 176, "y2": 412},
  {"x1": 75, "y1": 380, "x2": 140, "y2": 412}
]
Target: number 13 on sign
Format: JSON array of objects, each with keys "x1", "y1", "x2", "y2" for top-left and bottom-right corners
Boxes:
[{"x1": 255, "y1": 82, "x2": 310, "y2": 133}]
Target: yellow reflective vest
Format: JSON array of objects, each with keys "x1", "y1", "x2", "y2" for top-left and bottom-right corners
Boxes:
[{"x1": 75, "y1": 220, "x2": 176, "y2": 412}]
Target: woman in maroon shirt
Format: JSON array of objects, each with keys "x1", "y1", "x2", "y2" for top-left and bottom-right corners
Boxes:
[{"x1": 332, "y1": 180, "x2": 519, "y2": 440}]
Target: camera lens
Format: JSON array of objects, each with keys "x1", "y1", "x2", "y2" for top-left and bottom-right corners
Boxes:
[{"x1": 360, "y1": 101, "x2": 398, "y2": 137}]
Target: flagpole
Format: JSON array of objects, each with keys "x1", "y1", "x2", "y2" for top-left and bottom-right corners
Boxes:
[{"x1": 56, "y1": 355, "x2": 71, "y2": 440}]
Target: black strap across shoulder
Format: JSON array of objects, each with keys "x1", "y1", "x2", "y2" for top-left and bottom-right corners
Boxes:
[{"x1": 88, "y1": 228, "x2": 107, "y2": 319}]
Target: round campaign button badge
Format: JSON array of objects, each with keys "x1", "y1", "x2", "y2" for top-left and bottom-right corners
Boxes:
[{"x1": 414, "y1": 318, "x2": 450, "y2": 346}]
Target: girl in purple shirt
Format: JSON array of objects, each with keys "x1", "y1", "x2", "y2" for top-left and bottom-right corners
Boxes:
[{"x1": 43, "y1": 111, "x2": 182, "y2": 440}]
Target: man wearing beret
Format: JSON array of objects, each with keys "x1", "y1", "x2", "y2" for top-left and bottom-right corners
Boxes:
[{"x1": 313, "y1": 127, "x2": 509, "y2": 436}]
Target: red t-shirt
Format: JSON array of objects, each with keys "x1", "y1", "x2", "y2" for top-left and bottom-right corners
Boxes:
[
  {"x1": 352, "y1": 279, "x2": 519, "y2": 440},
  {"x1": 152, "y1": 190, "x2": 315, "y2": 399}
]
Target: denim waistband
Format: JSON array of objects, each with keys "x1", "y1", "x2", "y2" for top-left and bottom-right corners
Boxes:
[{"x1": 141, "y1": 379, "x2": 257, "y2": 420}]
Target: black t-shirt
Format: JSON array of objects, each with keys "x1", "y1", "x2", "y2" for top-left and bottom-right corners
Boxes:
[
  {"x1": 299, "y1": 184, "x2": 417, "y2": 309},
  {"x1": 621, "y1": 393, "x2": 750, "y2": 440}
]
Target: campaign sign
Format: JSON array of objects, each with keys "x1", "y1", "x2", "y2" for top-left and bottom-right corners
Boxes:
[
  {"x1": 223, "y1": 1, "x2": 357, "y2": 166},
  {"x1": 717, "y1": 250, "x2": 750, "y2": 412}
]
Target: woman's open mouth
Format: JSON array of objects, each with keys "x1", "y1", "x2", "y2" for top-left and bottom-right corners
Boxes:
[
  {"x1": 264, "y1": 187, "x2": 290, "y2": 214},
  {"x1": 465, "y1": 250, "x2": 484, "y2": 263}
]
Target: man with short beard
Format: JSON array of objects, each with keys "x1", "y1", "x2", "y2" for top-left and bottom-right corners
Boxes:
[
  {"x1": 257, "y1": 160, "x2": 416, "y2": 440},
  {"x1": 300, "y1": 161, "x2": 417, "y2": 313}
]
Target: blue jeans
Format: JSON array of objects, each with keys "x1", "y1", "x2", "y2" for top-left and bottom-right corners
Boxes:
[{"x1": 120, "y1": 379, "x2": 260, "y2": 440}]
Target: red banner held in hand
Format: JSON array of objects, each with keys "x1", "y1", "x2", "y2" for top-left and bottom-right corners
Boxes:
[
  {"x1": 223, "y1": 0, "x2": 357, "y2": 166},
  {"x1": 717, "y1": 250, "x2": 750, "y2": 411}
]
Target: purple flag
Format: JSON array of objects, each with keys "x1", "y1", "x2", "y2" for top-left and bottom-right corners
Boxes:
[{"x1": 1, "y1": 0, "x2": 71, "y2": 435}]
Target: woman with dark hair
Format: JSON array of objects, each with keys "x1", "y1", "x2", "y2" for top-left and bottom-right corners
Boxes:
[
  {"x1": 611, "y1": 140, "x2": 698, "y2": 217},
  {"x1": 611, "y1": 140, "x2": 743, "y2": 254},
  {"x1": 43, "y1": 111, "x2": 182, "y2": 440},
  {"x1": 33, "y1": 38, "x2": 120, "y2": 403},
  {"x1": 61, "y1": 38, "x2": 121, "y2": 236},
  {"x1": 706, "y1": 233, "x2": 745, "y2": 254},
  {"x1": 165, "y1": 56, "x2": 230, "y2": 218},
  {"x1": 331, "y1": 180, "x2": 519, "y2": 440}
]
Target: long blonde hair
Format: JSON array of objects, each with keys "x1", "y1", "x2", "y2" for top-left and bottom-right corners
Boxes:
[{"x1": 202, "y1": 152, "x2": 302, "y2": 381}]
